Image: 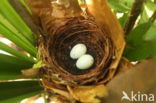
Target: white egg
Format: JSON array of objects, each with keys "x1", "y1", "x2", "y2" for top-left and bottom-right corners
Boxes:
[
  {"x1": 76, "y1": 54, "x2": 94, "y2": 70},
  {"x1": 70, "y1": 43, "x2": 87, "y2": 59}
]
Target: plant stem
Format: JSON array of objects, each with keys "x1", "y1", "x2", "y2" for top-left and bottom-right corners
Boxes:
[
  {"x1": 149, "y1": 11, "x2": 156, "y2": 23},
  {"x1": 8, "y1": 0, "x2": 41, "y2": 36},
  {"x1": 124, "y1": 0, "x2": 145, "y2": 35}
]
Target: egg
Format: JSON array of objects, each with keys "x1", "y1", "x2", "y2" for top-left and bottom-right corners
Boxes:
[
  {"x1": 70, "y1": 43, "x2": 87, "y2": 59},
  {"x1": 76, "y1": 54, "x2": 94, "y2": 70}
]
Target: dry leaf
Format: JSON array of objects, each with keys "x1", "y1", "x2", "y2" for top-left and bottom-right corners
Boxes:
[{"x1": 68, "y1": 85, "x2": 108, "y2": 103}]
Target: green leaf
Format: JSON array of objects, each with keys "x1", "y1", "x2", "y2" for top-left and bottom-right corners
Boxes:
[
  {"x1": 145, "y1": 1, "x2": 156, "y2": 11},
  {"x1": 0, "y1": 14, "x2": 37, "y2": 57},
  {"x1": 0, "y1": 23, "x2": 37, "y2": 57},
  {"x1": 0, "y1": 81, "x2": 43, "y2": 103},
  {"x1": 0, "y1": 42, "x2": 35, "y2": 63},
  {"x1": 0, "y1": 0, "x2": 35, "y2": 44},
  {"x1": 127, "y1": 22, "x2": 152, "y2": 45},
  {"x1": 124, "y1": 22, "x2": 154, "y2": 61},
  {"x1": 118, "y1": 13, "x2": 128, "y2": 27},
  {"x1": 19, "y1": 0, "x2": 31, "y2": 13},
  {"x1": 139, "y1": 6, "x2": 150, "y2": 24},
  {"x1": 0, "y1": 54, "x2": 31, "y2": 65},
  {"x1": 0, "y1": 14, "x2": 20, "y2": 36},
  {"x1": 121, "y1": 0, "x2": 134, "y2": 8},
  {"x1": 0, "y1": 54, "x2": 33, "y2": 80},
  {"x1": 144, "y1": 23, "x2": 156, "y2": 41},
  {"x1": 124, "y1": 42, "x2": 152, "y2": 61},
  {"x1": 108, "y1": 0, "x2": 130, "y2": 12}
]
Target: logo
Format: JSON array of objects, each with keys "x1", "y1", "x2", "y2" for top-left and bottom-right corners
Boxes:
[{"x1": 122, "y1": 91, "x2": 155, "y2": 102}]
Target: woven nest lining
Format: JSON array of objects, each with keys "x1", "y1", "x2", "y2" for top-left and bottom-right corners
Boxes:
[{"x1": 40, "y1": 16, "x2": 114, "y2": 85}]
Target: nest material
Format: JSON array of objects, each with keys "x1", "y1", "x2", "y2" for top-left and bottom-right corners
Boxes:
[
  {"x1": 40, "y1": 16, "x2": 114, "y2": 85},
  {"x1": 26, "y1": 0, "x2": 126, "y2": 102}
]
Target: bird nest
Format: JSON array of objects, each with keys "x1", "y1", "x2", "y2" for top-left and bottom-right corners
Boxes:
[
  {"x1": 39, "y1": 16, "x2": 114, "y2": 85},
  {"x1": 25, "y1": 0, "x2": 126, "y2": 102}
]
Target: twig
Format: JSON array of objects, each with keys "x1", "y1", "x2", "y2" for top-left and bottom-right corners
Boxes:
[
  {"x1": 124, "y1": 0, "x2": 145, "y2": 35},
  {"x1": 141, "y1": 11, "x2": 156, "y2": 33},
  {"x1": 149, "y1": 11, "x2": 156, "y2": 22},
  {"x1": 8, "y1": 0, "x2": 41, "y2": 36}
]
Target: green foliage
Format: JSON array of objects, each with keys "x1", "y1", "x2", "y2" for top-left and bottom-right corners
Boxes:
[
  {"x1": 124, "y1": 22, "x2": 151, "y2": 61},
  {"x1": 108, "y1": 0, "x2": 131, "y2": 12},
  {"x1": 124, "y1": 21, "x2": 156, "y2": 61},
  {"x1": 0, "y1": 54, "x2": 33, "y2": 80},
  {"x1": 0, "y1": 0, "x2": 35, "y2": 44},
  {"x1": 109, "y1": 0, "x2": 156, "y2": 61},
  {"x1": 0, "y1": 23, "x2": 37, "y2": 57},
  {"x1": 0, "y1": 0, "x2": 40, "y2": 101},
  {"x1": 0, "y1": 8, "x2": 37, "y2": 57},
  {"x1": 145, "y1": 0, "x2": 156, "y2": 11},
  {"x1": 0, "y1": 81, "x2": 43, "y2": 103},
  {"x1": 19, "y1": 0, "x2": 31, "y2": 13},
  {"x1": 144, "y1": 22, "x2": 156, "y2": 41},
  {"x1": 0, "y1": 42, "x2": 35, "y2": 63},
  {"x1": 118, "y1": 13, "x2": 128, "y2": 27}
]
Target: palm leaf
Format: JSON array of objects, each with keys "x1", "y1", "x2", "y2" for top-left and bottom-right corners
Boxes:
[
  {"x1": 0, "y1": 54, "x2": 33, "y2": 80},
  {"x1": 0, "y1": 80, "x2": 43, "y2": 103},
  {"x1": 0, "y1": 23, "x2": 37, "y2": 57},
  {"x1": 0, "y1": 42, "x2": 35, "y2": 63},
  {"x1": 0, "y1": 0, "x2": 35, "y2": 44}
]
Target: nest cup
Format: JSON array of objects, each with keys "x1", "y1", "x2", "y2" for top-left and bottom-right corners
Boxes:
[
  {"x1": 41, "y1": 16, "x2": 114, "y2": 85},
  {"x1": 26, "y1": 0, "x2": 125, "y2": 102}
]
